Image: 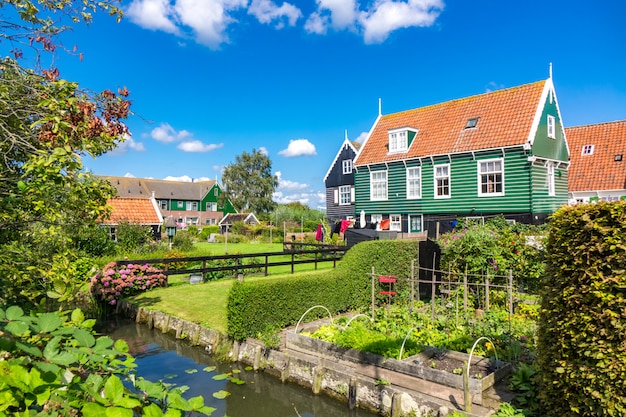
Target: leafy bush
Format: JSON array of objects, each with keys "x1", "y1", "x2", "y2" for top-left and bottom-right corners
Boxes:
[
  {"x1": 0, "y1": 305, "x2": 214, "y2": 416},
  {"x1": 172, "y1": 230, "x2": 194, "y2": 252},
  {"x1": 199, "y1": 225, "x2": 219, "y2": 241},
  {"x1": 227, "y1": 240, "x2": 418, "y2": 341},
  {"x1": 72, "y1": 225, "x2": 116, "y2": 257},
  {"x1": 115, "y1": 221, "x2": 153, "y2": 254},
  {"x1": 537, "y1": 202, "x2": 626, "y2": 416},
  {"x1": 90, "y1": 262, "x2": 167, "y2": 306},
  {"x1": 162, "y1": 250, "x2": 188, "y2": 271}
]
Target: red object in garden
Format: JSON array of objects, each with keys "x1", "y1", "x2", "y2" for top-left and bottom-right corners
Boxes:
[{"x1": 379, "y1": 275, "x2": 396, "y2": 295}]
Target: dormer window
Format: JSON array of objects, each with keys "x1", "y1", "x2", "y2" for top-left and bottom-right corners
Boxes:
[
  {"x1": 388, "y1": 127, "x2": 417, "y2": 154},
  {"x1": 465, "y1": 117, "x2": 479, "y2": 129},
  {"x1": 582, "y1": 145, "x2": 594, "y2": 156},
  {"x1": 547, "y1": 115, "x2": 556, "y2": 139},
  {"x1": 616, "y1": 154, "x2": 623, "y2": 162}
]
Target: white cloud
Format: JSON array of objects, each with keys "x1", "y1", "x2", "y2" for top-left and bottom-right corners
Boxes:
[
  {"x1": 305, "y1": 0, "x2": 357, "y2": 34},
  {"x1": 275, "y1": 171, "x2": 308, "y2": 191},
  {"x1": 124, "y1": 172, "x2": 136, "y2": 178},
  {"x1": 126, "y1": 0, "x2": 443, "y2": 49},
  {"x1": 354, "y1": 131, "x2": 368, "y2": 144},
  {"x1": 359, "y1": 0, "x2": 444, "y2": 44},
  {"x1": 150, "y1": 123, "x2": 192, "y2": 143},
  {"x1": 177, "y1": 140, "x2": 224, "y2": 152},
  {"x1": 278, "y1": 138, "x2": 317, "y2": 157},
  {"x1": 126, "y1": 0, "x2": 180, "y2": 34},
  {"x1": 248, "y1": 0, "x2": 302, "y2": 28},
  {"x1": 258, "y1": 146, "x2": 269, "y2": 156},
  {"x1": 108, "y1": 134, "x2": 146, "y2": 155}
]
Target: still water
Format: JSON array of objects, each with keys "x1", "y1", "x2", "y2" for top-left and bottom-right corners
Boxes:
[{"x1": 98, "y1": 318, "x2": 379, "y2": 417}]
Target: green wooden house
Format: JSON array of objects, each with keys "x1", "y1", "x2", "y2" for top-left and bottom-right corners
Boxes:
[
  {"x1": 102, "y1": 176, "x2": 237, "y2": 228},
  {"x1": 353, "y1": 76, "x2": 569, "y2": 238}
]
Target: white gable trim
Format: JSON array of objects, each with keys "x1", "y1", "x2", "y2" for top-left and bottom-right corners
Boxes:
[
  {"x1": 323, "y1": 138, "x2": 360, "y2": 183},
  {"x1": 353, "y1": 113, "x2": 382, "y2": 168},
  {"x1": 525, "y1": 77, "x2": 569, "y2": 156}
]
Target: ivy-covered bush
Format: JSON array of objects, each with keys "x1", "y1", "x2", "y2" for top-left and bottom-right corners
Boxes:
[
  {"x1": 0, "y1": 305, "x2": 214, "y2": 416},
  {"x1": 115, "y1": 221, "x2": 154, "y2": 254},
  {"x1": 227, "y1": 240, "x2": 418, "y2": 341},
  {"x1": 172, "y1": 230, "x2": 195, "y2": 252},
  {"x1": 90, "y1": 262, "x2": 167, "y2": 306},
  {"x1": 537, "y1": 202, "x2": 626, "y2": 416}
]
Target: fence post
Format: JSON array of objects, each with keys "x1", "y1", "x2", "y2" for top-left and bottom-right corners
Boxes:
[
  {"x1": 264, "y1": 255, "x2": 269, "y2": 276},
  {"x1": 431, "y1": 263, "x2": 436, "y2": 321},
  {"x1": 291, "y1": 252, "x2": 295, "y2": 274},
  {"x1": 314, "y1": 251, "x2": 318, "y2": 270},
  {"x1": 485, "y1": 276, "x2": 490, "y2": 311},
  {"x1": 509, "y1": 269, "x2": 514, "y2": 316},
  {"x1": 411, "y1": 260, "x2": 415, "y2": 313},
  {"x1": 371, "y1": 267, "x2": 375, "y2": 321},
  {"x1": 202, "y1": 259, "x2": 207, "y2": 282},
  {"x1": 463, "y1": 266, "x2": 468, "y2": 314}
]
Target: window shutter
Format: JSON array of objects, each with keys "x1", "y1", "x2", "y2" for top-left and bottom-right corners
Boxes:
[
  {"x1": 350, "y1": 187, "x2": 355, "y2": 203},
  {"x1": 333, "y1": 189, "x2": 339, "y2": 205}
]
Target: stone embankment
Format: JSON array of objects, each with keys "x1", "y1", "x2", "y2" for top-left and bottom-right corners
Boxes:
[{"x1": 116, "y1": 301, "x2": 507, "y2": 417}]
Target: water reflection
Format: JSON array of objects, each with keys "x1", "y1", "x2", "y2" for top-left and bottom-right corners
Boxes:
[{"x1": 98, "y1": 318, "x2": 379, "y2": 417}]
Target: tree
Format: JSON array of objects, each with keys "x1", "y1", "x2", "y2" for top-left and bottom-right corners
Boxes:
[
  {"x1": 0, "y1": 0, "x2": 131, "y2": 308},
  {"x1": 221, "y1": 149, "x2": 278, "y2": 215}
]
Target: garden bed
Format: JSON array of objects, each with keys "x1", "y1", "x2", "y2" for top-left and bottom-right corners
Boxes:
[{"x1": 285, "y1": 330, "x2": 511, "y2": 406}]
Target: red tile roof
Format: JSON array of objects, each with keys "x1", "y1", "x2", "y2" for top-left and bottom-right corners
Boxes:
[
  {"x1": 355, "y1": 80, "x2": 547, "y2": 165},
  {"x1": 103, "y1": 197, "x2": 163, "y2": 225},
  {"x1": 566, "y1": 120, "x2": 626, "y2": 192}
]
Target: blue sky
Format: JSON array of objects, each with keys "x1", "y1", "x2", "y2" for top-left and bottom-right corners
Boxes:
[{"x1": 48, "y1": 0, "x2": 626, "y2": 209}]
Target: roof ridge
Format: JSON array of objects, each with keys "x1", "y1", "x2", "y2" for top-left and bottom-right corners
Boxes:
[
  {"x1": 383, "y1": 79, "x2": 545, "y2": 118},
  {"x1": 566, "y1": 120, "x2": 626, "y2": 130}
]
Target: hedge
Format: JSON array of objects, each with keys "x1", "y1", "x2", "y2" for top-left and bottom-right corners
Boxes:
[
  {"x1": 537, "y1": 201, "x2": 626, "y2": 416},
  {"x1": 227, "y1": 240, "x2": 419, "y2": 341}
]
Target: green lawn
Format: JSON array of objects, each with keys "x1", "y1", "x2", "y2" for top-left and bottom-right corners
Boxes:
[{"x1": 128, "y1": 270, "x2": 330, "y2": 334}]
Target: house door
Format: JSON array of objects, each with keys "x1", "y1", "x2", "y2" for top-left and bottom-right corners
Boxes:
[{"x1": 409, "y1": 215, "x2": 423, "y2": 233}]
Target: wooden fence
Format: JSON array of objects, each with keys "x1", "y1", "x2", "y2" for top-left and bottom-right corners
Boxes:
[{"x1": 116, "y1": 245, "x2": 348, "y2": 281}]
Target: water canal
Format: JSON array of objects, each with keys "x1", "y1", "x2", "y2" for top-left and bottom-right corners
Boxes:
[{"x1": 98, "y1": 318, "x2": 380, "y2": 417}]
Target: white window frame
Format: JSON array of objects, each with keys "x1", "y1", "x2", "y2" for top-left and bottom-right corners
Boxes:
[
  {"x1": 370, "y1": 170, "x2": 388, "y2": 201},
  {"x1": 477, "y1": 158, "x2": 505, "y2": 197},
  {"x1": 177, "y1": 201, "x2": 183, "y2": 209},
  {"x1": 342, "y1": 159, "x2": 353, "y2": 174},
  {"x1": 388, "y1": 129, "x2": 408, "y2": 153},
  {"x1": 159, "y1": 200, "x2": 168, "y2": 210},
  {"x1": 434, "y1": 164, "x2": 451, "y2": 199},
  {"x1": 547, "y1": 115, "x2": 556, "y2": 139},
  {"x1": 406, "y1": 166, "x2": 422, "y2": 199},
  {"x1": 339, "y1": 185, "x2": 352, "y2": 205},
  {"x1": 371, "y1": 214, "x2": 383, "y2": 228},
  {"x1": 409, "y1": 215, "x2": 423, "y2": 233},
  {"x1": 582, "y1": 145, "x2": 594, "y2": 155},
  {"x1": 206, "y1": 202, "x2": 217, "y2": 211},
  {"x1": 390, "y1": 214, "x2": 402, "y2": 231},
  {"x1": 547, "y1": 162, "x2": 555, "y2": 196}
]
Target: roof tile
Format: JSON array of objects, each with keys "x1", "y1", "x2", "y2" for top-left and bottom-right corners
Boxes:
[
  {"x1": 566, "y1": 120, "x2": 626, "y2": 192},
  {"x1": 356, "y1": 81, "x2": 546, "y2": 165},
  {"x1": 103, "y1": 197, "x2": 163, "y2": 225}
]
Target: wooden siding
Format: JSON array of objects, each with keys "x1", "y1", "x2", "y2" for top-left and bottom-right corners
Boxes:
[
  {"x1": 325, "y1": 145, "x2": 356, "y2": 188},
  {"x1": 531, "y1": 94, "x2": 568, "y2": 161},
  {"x1": 326, "y1": 187, "x2": 355, "y2": 221},
  {"x1": 530, "y1": 164, "x2": 569, "y2": 215},
  {"x1": 355, "y1": 148, "x2": 538, "y2": 216}
]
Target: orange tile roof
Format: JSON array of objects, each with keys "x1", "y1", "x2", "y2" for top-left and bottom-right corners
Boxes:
[
  {"x1": 355, "y1": 80, "x2": 546, "y2": 165},
  {"x1": 103, "y1": 197, "x2": 163, "y2": 225},
  {"x1": 566, "y1": 120, "x2": 626, "y2": 192}
]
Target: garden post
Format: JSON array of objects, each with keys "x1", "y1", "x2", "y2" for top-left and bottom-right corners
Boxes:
[
  {"x1": 463, "y1": 360, "x2": 471, "y2": 412},
  {"x1": 411, "y1": 259, "x2": 415, "y2": 313},
  {"x1": 264, "y1": 255, "x2": 269, "y2": 276},
  {"x1": 371, "y1": 266, "x2": 375, "y2": 321},
  {"x1": 485, "y1": 276, "x2": 490, "y2": 311},
  {"x1": 509, "y1": 270, "x2": 514, "y2": 316},
  {"x1": 463, "y1": 266, "x2": 468, "y2": 314}
]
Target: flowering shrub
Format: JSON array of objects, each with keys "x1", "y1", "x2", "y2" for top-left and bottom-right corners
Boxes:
[{"x1": 91, "y1": 262, "x2": 167, "y2": 305}]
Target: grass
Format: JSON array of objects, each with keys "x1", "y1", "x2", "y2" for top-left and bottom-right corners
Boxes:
[{"x1": 128, "y1": 270, "x2": 331, "y2": 334}]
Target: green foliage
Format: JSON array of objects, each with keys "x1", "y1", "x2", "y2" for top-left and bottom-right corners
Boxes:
[
  {"x1": 493, "y1": 402, "x2": 526, "y2": 417},
  {"x1": 0, "y1": 305, "x2": 214, "y2": 416},
  {"x1": 226, "y1": 240, "x2": 419, "y2": 341},
  {"x1": 72, "y1": 225, "x2": 117, "y2": 257},
  {"x1": 199, "y1": 225, "x2": 219, "y2": 241},
  {"x1": 437, "y1": 217, "x2": 546, "y2": 291},
  {"x1": 162, "y1": 250, "x2": 188, "y2": 270},
  {"x1": 537, "y1": 202, "x2": 626, "y2": 416},
  {"x1": 115, "y1": 221, "x2": 154, "y2": 254},
  {"x1": 172, "y1": 230, "x2": 195, "y2": 252},
  {"x1": 509, "y1": 362, "x2": 540, "y2": 413},
  {"x1": 221, "y1": 149, "x2": 278, "y2": 214}
]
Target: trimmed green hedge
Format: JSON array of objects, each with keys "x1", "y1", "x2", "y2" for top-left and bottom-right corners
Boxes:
[
  {"x1": 227, "y1": 240, "x2": 419, "y2": 341},
  {"x1": 537, "y1": 201, "x2": 626, "y2": 416}
]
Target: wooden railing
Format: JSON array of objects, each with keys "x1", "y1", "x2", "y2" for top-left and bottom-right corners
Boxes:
[{"x1": 115, "y1": 245, "x2": 348, "y2": 281}]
